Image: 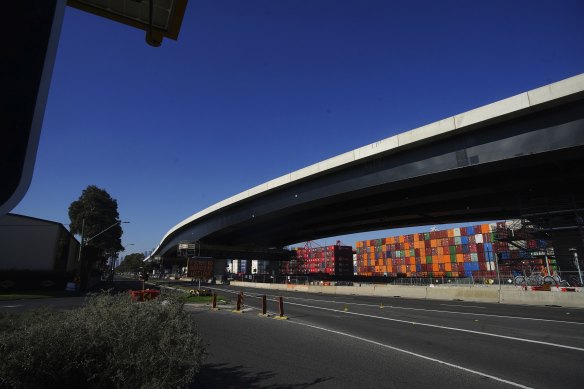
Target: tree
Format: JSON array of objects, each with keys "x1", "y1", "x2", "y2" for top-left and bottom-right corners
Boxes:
[
  {"x1": 69, "y1": 186, "x2": 125, "y2": 277},
  {"x1": 117, "y1": 253, "x2": 146, "y2": 274}
]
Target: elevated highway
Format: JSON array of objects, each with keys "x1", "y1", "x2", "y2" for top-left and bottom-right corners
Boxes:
[{"x1": 151, "y1": 74, "x2": 584, "y2": 267}]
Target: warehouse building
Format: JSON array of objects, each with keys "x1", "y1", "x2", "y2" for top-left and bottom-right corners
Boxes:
[{"x1": 0, "y1": 213, "x2": 79, "y2": 290}]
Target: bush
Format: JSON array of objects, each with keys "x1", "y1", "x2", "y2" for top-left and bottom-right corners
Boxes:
[{"x1": 0, "y1": 291, "x2": 206, "y2": 388}]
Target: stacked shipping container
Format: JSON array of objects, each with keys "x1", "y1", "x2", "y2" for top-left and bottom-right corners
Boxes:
[
  {"x1": 356, "y1": 224, "x2": 496, "y2": 278},
  {"x1": 291, "y1": 245, "x2": 354, "y2": 276},
  {"x1": 355, "y1": 222, "x2": 556, "y2": 278}
]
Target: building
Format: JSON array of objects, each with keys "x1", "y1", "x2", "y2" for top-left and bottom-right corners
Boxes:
[{"x1": 0, "y1": 213, "x2": 79, "y2": 290}]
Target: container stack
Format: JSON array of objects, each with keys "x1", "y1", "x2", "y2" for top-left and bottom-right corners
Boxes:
[
  {"x1": 356, "y1": 224, "x2": 500, "y2": 278},
  {"x1": 492, "y1": 221, "x2": 557, "y2": 275},
  {"x1": 355, "y1": 222, "x2": 556, "y2": 278},
  {"x1": 293, "y1": 245, "x2": 354, "y2": 276}
]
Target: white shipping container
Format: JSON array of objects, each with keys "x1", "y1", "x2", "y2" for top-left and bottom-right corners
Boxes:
[
  {"x1": 475, "y1": 234, "x2": 484, "y2": 243},
  {"x1": 453, "y1": 228, "x2": 461, "y2": 237}
]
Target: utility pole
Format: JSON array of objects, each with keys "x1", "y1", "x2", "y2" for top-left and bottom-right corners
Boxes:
[{"x1": 570, "y1": 248, "x2": 583, "y2": 286}]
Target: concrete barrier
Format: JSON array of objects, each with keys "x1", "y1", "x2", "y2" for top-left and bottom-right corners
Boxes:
[
  {"x1": 372, "y1": 285, "x2": 427, "y2": 299},
  {"x1": 231, "y1": 281, "x2": 584, "y2": 307},
  {"x1": 501, "y1": 289, "x2": 584, "y2": 308},
  {"x1": 426, "y1": 286, "x2": 499, "y2": 303}
]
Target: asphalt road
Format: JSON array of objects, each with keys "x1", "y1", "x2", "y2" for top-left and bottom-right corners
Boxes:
[
  {"x1": 189, "y1": 284, "x2": 584, "y2": 389},
  {"x1": 2, "y1": 280, "x2": 582, "y2": 388}
]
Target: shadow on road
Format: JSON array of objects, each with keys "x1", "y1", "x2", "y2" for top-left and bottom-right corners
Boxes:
[{"x1": 191, "y1": 363, "x2": 333, "y2": 389}]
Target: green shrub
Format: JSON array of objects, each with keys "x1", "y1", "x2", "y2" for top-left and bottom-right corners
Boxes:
[{"x1": 0, "y1": 291, "x2": 206, "y2": 388}]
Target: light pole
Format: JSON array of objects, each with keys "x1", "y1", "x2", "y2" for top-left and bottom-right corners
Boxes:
[
  {"x1": 569, "y1": 248, "x2": 583, "y2": 286},
  {"x1": 76, "y1": 219, "x2": 129, "y2": 287}
]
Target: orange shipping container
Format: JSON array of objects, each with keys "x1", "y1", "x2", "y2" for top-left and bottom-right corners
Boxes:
[{"x1": 456, "y1": 253, "x2": 464, "y2": 262}]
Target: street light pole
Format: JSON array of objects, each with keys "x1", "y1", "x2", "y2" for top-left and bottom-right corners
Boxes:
[
  {"x1": 85, "y1": 220, "x2": 129, "y2": 245},
  {"x1": 77, "y1": 220, "x2": 129, "y2": 288},
  {"x1": 76, "y1": 217, "x2": 85, "y2": 270},
  {"x1": 570, "y1": 248, "x2": 583, "y2": 286}
]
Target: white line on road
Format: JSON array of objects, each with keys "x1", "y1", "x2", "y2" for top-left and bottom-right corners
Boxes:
[
  {"x1": 268, "y1": 293, "x2": 584, "y2": 325},
  {"x1": 1, "y1": 305, "x2": 23, "y2": 308},
  {"x1": 210, "y1": 286, "x2": 584, "y2": 326},
  {"x1": 440, "y1": 304, "x2": 486, "y2": 308},
  {"x1": 290, "y1": 320, "x2": 534, "y2": 389},
  {"x1": 285, "y1": 301, "x2": 584, "y2": 352}
]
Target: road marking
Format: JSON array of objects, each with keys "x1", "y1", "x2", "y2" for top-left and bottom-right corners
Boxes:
[
  {"x1": 210, "y1": 287, "x2": 584, "y2": 325},
  {"x1": 291, "y1": 320, "x2": 533, "y2": 389},
  {"x1": 285, "y1": 301, "x2": 584, "y2": 352},
  {"x1": 440, "y1": 304, "x2": 486, "y2": 309},
  {"x1": 272, "y1": 294, "x2": 584, "y2": 325},
  {"x1": 1, "y1": 305, "x2": 23, "y2": 308}
]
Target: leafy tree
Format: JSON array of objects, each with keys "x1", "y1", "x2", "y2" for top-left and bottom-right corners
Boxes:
[
  {"x1": 117, "y1": 253, "x2": 146, "y2": 273},
  {"x1": 69, "y1": 186, "x2": 125, "y2": 281},
  {"x1": 69, "y1": 185, "x2": 124, "y2": 253}
]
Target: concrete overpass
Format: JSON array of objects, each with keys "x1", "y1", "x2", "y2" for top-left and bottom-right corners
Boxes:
[{"x1": 150, "y1": 74, "x2": 584, "y2": 269}]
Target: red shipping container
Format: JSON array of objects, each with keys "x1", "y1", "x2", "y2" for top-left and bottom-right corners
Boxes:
[
  {"x1": 456, "y1": 245, "x2": 463, "y2": 254},
  {"x1": 469, "y1": 244, "x2": 477, "y2": 253},
  {"x1": 477, "y1": 243, "x2": 484, "y2": 252}
]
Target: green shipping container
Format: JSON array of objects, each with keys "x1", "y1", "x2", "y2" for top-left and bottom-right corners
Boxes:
[
  {"x1": 426, "y1": 257, "x2": 433, "y2": 264},
  {"x1": 424, "y1": 232, "x2": 430, "y2": 240},
  {"x1": 450, "y1": 254, "x2": 457, "y2": 263},
  {"x1": 449, "y1": 246, "x2": 456, "y2": 255}
]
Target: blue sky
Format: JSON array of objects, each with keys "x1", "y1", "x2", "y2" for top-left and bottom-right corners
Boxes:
[{"x1": 13, "y1": 0, "x2": 584, "y2": 256}]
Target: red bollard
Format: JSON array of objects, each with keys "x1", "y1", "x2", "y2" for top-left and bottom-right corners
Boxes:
[
  {"x1": 278, "y1": 296, "x2": 284, "y2": 317},
  {"x1": 233, "y1": 291, "x2": 244, "y2": 313}
]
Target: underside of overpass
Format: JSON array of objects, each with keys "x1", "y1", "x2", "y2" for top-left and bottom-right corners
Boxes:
[{"x1": 154, "y1": 88, "x2": 584, "y2": 272}]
